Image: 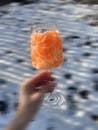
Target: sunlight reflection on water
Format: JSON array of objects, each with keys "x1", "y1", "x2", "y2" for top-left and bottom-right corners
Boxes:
[{"x1": 0, "y1": 0, "x2": 98, "y2": 130}]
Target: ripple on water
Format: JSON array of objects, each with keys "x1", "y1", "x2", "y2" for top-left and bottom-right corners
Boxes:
[
  {"x1": 90, "y1": 114, "x2": 98, "y2": 122},
  {"x1": 84, "y1": 41, "x2": 92, "y2": 46},
  {"x1": 64, "y1": 35, "x2": 80, "y2": 42},
  {"x1": 92, "y1": 68, "x2": 98, "y2": 74},
  {"x1": 16, "y1": 58, "x2": 25, "y2": 63},
  {"x1": 0, "y1": 101, "x2": 8, "y2": 114},
  {"x1": 5, "y1": 50, "x2": 13, "y2": 54},
  {"x1": 64, "y1": 73, "x2": 72, "y2": 80},
  {"x1": 93, "y1": 80, "x2": 98, "y2": 91},
  {"x1": 82, "y1": 52, "x2": 92, "y2": 57},
  {"x1": 0, "y1": 79, "x2": 7, "y2": 85},
  {"x1": 44, "y1": 92, "x2": 65, "y2": 107},
  {"x1": 78, "y1": 90, "x2": 90, "y2": 99},
  {"x1": 74, "y1": 0, "x2": 98, "y2": 4},
  {"x1": 0, "y1": 0, "x2": 98, "y2": 129},
  {"x1": 89, "y1": 22, "x2": 98, "y2": 27}
]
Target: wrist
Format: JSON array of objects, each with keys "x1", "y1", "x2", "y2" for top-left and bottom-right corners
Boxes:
[
  {"x1": 17, "y1": 99, "x2": 43, "y2": 120},
  {"x1": 17, "y1": 104, "x2": 34, "y2": 122}
]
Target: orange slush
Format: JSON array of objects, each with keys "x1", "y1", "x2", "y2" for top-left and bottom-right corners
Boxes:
[{"x1": 30, "y1": 30, "x2": 64, "y2": 69}]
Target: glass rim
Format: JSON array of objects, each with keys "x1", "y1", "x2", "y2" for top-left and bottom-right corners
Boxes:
[{"x1": 30, "y1": 23, "x2": 59, "y2": 32}]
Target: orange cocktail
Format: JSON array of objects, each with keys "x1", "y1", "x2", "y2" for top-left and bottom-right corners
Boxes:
[{"x1": 30, "y1": 26, "x2": 64, "y2": 69}]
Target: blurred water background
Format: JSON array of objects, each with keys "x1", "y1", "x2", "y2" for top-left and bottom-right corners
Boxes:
[{"x1": 0, "y1": 0, "x2": 98, "y2": 130}]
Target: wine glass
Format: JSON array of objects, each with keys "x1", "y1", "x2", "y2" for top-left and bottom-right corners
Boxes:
[
  {"x1": 30, "y1": 23, "x2": 64, "y2": 70},
  {"x1": 30, "y1": 23, "x2": 64, "y2": 98}
]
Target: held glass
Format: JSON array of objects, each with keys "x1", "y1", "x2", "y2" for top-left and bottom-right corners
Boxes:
[{"x1": 30, "y1": 23, "x2": 64, "y2": 70}]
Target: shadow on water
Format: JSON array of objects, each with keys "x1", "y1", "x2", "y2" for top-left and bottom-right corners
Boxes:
[
  {"x1": 0, "y1": 0, "x2": 98, "y2": 6},
  {"x1": 74, "y1": 0, "x2": 98, "y2": 4},
  {"x1": 0, "y1": 10, "x2": 8, "y2": 18},
  {"x1": 0, "y1": 0, "x2": 40, "y2": 6},
  {"x1": 0, "y1": 0, "x2": 98, "y2": 130}
]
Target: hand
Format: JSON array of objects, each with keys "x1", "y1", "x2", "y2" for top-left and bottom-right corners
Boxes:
[
  {"x1": 5, "y1": 71, "x2": 56, "y2": 130},
  {"x1": 18, "y1": 71, "x2": 56, "y2": 120}
]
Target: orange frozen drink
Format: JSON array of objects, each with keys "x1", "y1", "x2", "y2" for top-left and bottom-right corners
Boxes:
[{"x1": 30, "y1": 30, "x2": 64, "y2": 69}]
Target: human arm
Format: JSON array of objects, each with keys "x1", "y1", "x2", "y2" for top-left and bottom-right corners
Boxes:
[{"x1": 5, "y1": 71, "x2": 56, "y2": 130}]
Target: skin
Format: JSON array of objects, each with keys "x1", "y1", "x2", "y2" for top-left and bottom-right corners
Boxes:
[{"x1": 5, "y1": 71, "x2": 56, "y2": 130}]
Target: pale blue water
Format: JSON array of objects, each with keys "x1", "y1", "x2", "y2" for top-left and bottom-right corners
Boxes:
[{"x1": 0, "y1": 1, "x2": 98, "y2": 130}]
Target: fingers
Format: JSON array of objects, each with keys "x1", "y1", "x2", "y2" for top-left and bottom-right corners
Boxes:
[
  {"x1": 36, "y1": 81, "x2": 57, "y2": 93},
  {"x1": 21, "y1": 71, "x2": 56, "y2": 95},
  {"x1": 33, "y1": 71, "x2": 54, "y2": 84},
  {"x1": 24, "y1": 71, "x2": 55, "y2": 87},
  {"x1": 31, "y1": 81, "x2": 57, "y2": 100}
]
